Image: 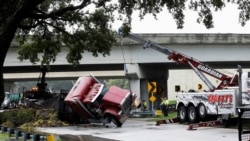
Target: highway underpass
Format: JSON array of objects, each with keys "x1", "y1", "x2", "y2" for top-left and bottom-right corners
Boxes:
[{"x1": 4, "y1": 33, "x2": 250, "y2": 107}]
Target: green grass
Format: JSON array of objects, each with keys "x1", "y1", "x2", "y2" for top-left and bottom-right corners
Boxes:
[
  {"x1": 0, "y1": 133, "x2": 11, "y2": 140},
  {"x1": 147, "y1": 111, "x2": 177, "y2": 122}
]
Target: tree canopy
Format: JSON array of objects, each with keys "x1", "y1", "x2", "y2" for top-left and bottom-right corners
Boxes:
[{"x1": 0, "y1": 0, "x2": 249, "y2": 104}]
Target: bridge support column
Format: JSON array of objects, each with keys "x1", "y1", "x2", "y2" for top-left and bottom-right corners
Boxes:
[
  {"x1": 124, "y1": 63, "x2": 144, "y2": 100},
  {"x1": 125, "y1": 63, "x2": 169, "y2": 111}
]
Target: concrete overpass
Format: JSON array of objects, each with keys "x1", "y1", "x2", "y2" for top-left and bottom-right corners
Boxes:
[
  {"x1": 4, "y1": 33, "x2": 250, "y2": 78},
  {"x1": 4, "y1": 33, "x2": 250, "y2": 106}
]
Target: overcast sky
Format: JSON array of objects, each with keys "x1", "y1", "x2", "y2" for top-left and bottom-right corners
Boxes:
[{"x1": 113, "y1": 3, "x2": 250, "y2": 34}]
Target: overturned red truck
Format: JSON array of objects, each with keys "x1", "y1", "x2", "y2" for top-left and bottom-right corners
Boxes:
[{"x1": 64, "y1": 74, "x2": 136, "y2": 127}]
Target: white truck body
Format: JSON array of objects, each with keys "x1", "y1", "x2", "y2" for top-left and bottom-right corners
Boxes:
[
  {"x1": 176, "y1": 72, "x2": 250, "y2": 123},
  {"x1": 178, "y1": 89, "x2": 237, "y2": 115}
]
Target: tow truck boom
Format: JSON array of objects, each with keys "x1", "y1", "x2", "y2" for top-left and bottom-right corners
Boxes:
[{"x1": 123, "y1": 32, "x2": 238, "y2": 91}]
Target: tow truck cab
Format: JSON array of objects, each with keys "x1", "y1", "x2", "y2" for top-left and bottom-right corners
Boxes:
[{"x1": 64, "y1": 76, "x2": 135, "y2": 127}]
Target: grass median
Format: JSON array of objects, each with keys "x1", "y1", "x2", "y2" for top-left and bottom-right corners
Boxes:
[
  {"x1": 147, "y1": 111, "x2": 177, "y2": 122},
  {"x1": 0, "y1": 133, "x2": 9, "y2": 140},
  {"x1": 148, "y1": 101, "x2": 177, "y2": 122}
]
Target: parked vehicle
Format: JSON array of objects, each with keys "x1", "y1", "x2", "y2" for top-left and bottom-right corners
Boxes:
[
  {"x1": 64, "y1": 74, "x2": 136, "y2": 127},
  {"x1": 1, "y1": 92, "x2": 20, "y2": 109}
]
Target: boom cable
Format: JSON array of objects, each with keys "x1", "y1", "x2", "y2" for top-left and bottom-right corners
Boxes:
[{"x1": 118, "y1": 30, "x2": 132, "y2": 92}]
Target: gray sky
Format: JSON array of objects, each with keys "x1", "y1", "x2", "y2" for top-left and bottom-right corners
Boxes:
[{"x1": 113, "y1": 3, "x2": 250, "y2": 34}]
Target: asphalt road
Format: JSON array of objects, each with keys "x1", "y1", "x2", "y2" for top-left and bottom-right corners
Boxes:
[{"x1": 37, "y1": 118, "x2": 239, "y2": 141}]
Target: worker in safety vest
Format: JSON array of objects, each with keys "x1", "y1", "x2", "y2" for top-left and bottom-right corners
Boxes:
[
  {"x1": 160, "y1": 97, "x2": 169, "y2": 116},
  {"x1": 142, "y1": 99, "x2": 147, "y2": 111}
]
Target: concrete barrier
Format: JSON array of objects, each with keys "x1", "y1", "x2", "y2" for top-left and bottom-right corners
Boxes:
[{"x1": 0, "y1": 126, "x2": 47, "y2": 141}]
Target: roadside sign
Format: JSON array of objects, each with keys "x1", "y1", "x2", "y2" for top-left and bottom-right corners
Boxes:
[
  {"x1": 198, "y1": 84, "x2": 202, "y2": 90},
  {"x1": 148, "y1": 82, "x2": 157, "y2": 93},
  {"x1": 47, "y1": 134, "x2": 55, "y2": 141},
  {"x1": 149, "y1": 95, "x2": 156, "y2": 102}
]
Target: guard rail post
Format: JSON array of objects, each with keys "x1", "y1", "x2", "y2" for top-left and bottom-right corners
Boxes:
[
  {"x1": 15, "y1": 130, "x2": 22, "y2": 140},
  {"x1": 23, "y1": 132, "x2": 31, "y2": 141},
  {"x1": 7, "y1": 128, "x2": 14, "y2": 137}
]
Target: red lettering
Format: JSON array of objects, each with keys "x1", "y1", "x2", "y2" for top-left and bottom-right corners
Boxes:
[
  {"x1": 208, "y1": 94, "x2": 233, "y2": 103},
  {"x1": 229, "y1": 95, "x2": 233, "y2": 103},
  {"x1": 225, "y1": 95, "x2": 228, "y2": 102},
  {"x1": 222, "y1": 95, "x2": 225, "y2": 102},
  {"x1": 208, "y1": 95, "x2": 215, "y2": 103},
  {"x1": 218, "y1": 96, "x2": 221, "y2": 103}
]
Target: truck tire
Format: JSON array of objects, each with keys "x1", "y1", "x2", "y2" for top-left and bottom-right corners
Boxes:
[
  {"x1": 188, "y1": 106, "x2": 198, "y2": 123},
  {"x1": 178, "y1": 106, "x2": 187, "y2": 123},
  {"x1": 104, "y1": 115, "x2": 122, "y2": 127},
  {"x1": 198, "y1": 103, "x2": 207, "y2": 119}
]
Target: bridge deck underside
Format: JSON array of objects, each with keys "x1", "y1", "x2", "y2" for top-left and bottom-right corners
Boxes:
[{"x1": 4, "y1": 61, "x2": 250, "y2": 81}]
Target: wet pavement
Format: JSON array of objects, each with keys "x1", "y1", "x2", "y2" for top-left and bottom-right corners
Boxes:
[{"x1": 37, "y1": 118, "x2": 238, "y2": 141}]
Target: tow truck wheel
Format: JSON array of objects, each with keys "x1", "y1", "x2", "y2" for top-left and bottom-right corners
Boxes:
[
  {"x1": 104, "y1": 115, "x2": 122, "y2": 127},
  {"x1": 198, "y1": 103, "x2": 207, "y2": 119},
  {"x1": 188, "y1": 106, "x2": 198, "y2": 123},
  {"x1": 178, "y1": 106, "x2": 187, "y2": 123}
]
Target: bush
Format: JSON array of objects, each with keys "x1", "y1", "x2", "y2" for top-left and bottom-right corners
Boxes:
[
  {"x1": 0, "y1": 108, "x2": 36, "y2": 127},
  {"x1": 0, "y1": 107, "x2": 69, "y2": 131}
]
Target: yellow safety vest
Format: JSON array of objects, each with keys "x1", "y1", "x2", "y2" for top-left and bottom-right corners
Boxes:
[{"x1": 163, "y1": 99, "x2": 169, "y2": 105}]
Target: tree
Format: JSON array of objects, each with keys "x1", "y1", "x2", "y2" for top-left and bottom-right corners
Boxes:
[
  {"x1": 0, "y1": 0, "x2": 249, "y2": 105},
  {"x1": 106, "y1": 79, "x2": 129, "y2": 89}
]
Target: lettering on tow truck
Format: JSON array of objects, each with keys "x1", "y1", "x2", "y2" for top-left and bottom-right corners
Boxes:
[
  {"x1": 208, "y1": 94, "x2": 233, "y2": 103},
  {"x1": 197, "y1": 64, "x2": 223, "y2": 79}
]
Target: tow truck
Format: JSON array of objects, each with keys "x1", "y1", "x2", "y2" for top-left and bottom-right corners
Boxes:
[
  {"x1": 23, "y1": 67, "x2": 52, "y2": 101},
  {"x1": 64, "y1": 74, "x2": 136, "y2": 127},
  {"x1": 119, "y1": 29, "x2": 250, "y2": 123}
]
